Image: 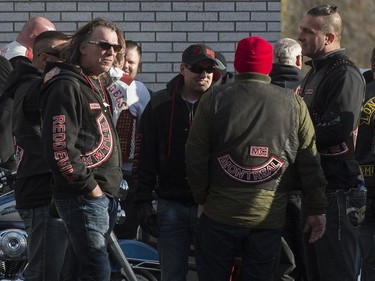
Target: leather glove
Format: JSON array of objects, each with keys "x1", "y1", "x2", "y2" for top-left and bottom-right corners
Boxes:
[{"x1": 138, "y1": 202, "x2": 159, "y2": 237}]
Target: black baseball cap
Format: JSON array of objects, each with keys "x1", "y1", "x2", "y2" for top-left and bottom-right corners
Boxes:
[{"x1": 182, "y1": 44, "x2": 219, "y2": 66}]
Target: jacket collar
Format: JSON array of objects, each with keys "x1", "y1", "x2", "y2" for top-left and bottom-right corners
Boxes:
[
  {"x1": 305, "y1": 49, "x2": 347, "y2": 71},
  {"x1": 235, "y1": 72, "x2": 271, "y2": 83}
]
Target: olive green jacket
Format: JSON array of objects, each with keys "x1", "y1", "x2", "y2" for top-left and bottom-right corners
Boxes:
[{"x1": 186, "y1": 72, "x2": 327, "y2": 229}]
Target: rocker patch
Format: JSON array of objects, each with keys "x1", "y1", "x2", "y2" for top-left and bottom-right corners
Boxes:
[
  {"x1": 80, "y1": 113, "x2": 113, "y2": 168},
  {"x1": 360, "y1": 97, "x2": 375, "y2": 126},
  {"x1": 218, "y1": 154, "x2": 284, "y2": 183}
]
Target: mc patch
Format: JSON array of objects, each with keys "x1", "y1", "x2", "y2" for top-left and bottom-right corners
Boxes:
[{"x1": 249, "y1": 146, "x2": 269, "y2": 158}]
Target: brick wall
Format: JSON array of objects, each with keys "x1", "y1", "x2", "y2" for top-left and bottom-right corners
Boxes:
[{"x1": 0, "y1": 0, "x2": 281, "y2": 92}]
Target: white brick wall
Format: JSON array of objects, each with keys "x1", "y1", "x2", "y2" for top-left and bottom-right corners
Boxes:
[{"x1": 0, "y1": 0, "x2": 281, "y2": 92}]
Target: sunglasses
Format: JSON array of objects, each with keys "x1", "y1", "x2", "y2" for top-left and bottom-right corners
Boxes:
[
  {"x1": 88, "y1": 41, "x2": 122, "y2": 53},
  {"x1": 186, "y1": 64, "x2": 216, "y2": 74}
]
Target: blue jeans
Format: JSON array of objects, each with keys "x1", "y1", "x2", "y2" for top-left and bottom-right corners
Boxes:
[
  {"x1": 195, "y1": 214, "x2": 282, "y2": 281},
  {"x1": 302, "y1": 189, "x2": 358, "y2": 281},
  {"x1": 18, "y1": 204, "x2": 68, "y2": 281},
  {"x1": 55, "y1": 194, "x2": 118, "y2": 281},
  {"x1": 359, "y1": 198, "x2": 375, "y2": 281},
  {"x1": 157, "y1": 199, "x2": 197, "y2": 281}
]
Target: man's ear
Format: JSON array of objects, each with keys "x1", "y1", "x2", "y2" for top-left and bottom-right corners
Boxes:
[
  {"x1": 296, "y1": 55, "x2": 303, "y2": 68},
  {"x1": 39, "y1": 52, "x2": 49, "y2": 68},
  {"x1": 80, "y1": 43, "x2": 87, "y2": 55},
  {"x1": 180, "y1": 63, "x2": 186, "y2": 76},
  {"x1": 325, "y1": 32, "x2": 335, "y2": 45}
]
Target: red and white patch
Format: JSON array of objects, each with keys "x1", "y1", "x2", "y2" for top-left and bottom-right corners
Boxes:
[
  {"x1": 90, "y1": 103, "x2": 101, "y2": 110},
  {"x1": 319, "y1": 142, "x2": 349, "y2": 156},
  {"x1": 218, "y1": 154, "x2": 285, "y2": 184},
  {"x1": 15, "y1": 145, "x2": 24, "y2": 169},
  {"x1": 249, "y1": 146, "x2": 269, "y2": 158}
]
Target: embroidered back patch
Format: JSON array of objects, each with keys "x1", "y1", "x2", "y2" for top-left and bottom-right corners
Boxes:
[
  {"x1": 218, "y1": 154, "x2": 285, "y2": 184},
  {"x1": 249, "y1": 145, "x2": 269, "y2": 158}
]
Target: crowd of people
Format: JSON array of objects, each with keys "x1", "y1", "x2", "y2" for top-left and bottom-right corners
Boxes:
[{"x1": 0, "y1": 3, "x2": 372, "y2": 281}]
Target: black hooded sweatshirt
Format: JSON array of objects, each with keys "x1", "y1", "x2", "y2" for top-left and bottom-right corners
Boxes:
[
  {"x1": 0, "y1": 56, "x2": 14, "y2": 167},
  {"x1": 3, "y1": 60, "x2": 52, "y2": 209},
  {"x1": 269, "y1": 63, "x2": 305, "y2": 91},
  {"x1": 40, "y1": 62, "x2": 122, "y2": 199}
]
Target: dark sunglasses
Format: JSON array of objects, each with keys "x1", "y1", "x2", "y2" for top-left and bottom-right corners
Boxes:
[
  {"x1": 88, "y1": 41, "x2": 122, "y2": 53},
  {"x1": 186, "y1": 64, "x2": 216, "y2": 74}
]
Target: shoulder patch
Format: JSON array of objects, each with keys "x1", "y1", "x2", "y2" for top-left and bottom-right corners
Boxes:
[{"x1": 44, "y1": 66, "x2": 61, "y2": 84}]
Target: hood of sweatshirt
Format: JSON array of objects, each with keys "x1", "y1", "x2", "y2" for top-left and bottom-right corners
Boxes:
[
  {"x1": 269, "y1": 63, "x2": 305, "y2": 90},
  {"x1": 4, "y1": 60, "x2": 42, "y2": 100}
]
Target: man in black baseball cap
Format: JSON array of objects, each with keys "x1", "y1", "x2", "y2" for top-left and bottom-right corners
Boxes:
[
  {"x1": 133, "y1": 43, "x2": 218, "y2": 281},
  {"x1": 182, "y1": 44, "x2": 218, "y2": 65}
]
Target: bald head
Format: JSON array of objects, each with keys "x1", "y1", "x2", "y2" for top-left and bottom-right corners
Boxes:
[{"x1": 17, "y1": 17, "x2": 56, "y2": 51}]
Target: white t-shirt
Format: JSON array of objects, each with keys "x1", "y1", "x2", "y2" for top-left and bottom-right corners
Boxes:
[{"x1": 0, "y1": 41, "x2": 32, "y2": 61}]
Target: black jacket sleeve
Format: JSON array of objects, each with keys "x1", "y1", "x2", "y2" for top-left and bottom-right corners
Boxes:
[
  {"x1": 315, "y1": 66, "x2": 364, "y2": 149},
  {"x1": 133, "y1": 100, "x2": 158, "y2": 204},
  {"x1": 40, "y1": 78, "x2": 97, "y2": 193},
  {"x1": 0, "y1": 56, "x2": 14, "y2": 164}
]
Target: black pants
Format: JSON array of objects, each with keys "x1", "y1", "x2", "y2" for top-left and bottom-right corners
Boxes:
[
  {"x1": 195, "y1": 214, "x2": 282, "y2": 281},
  {"x1": 274, "y1": 193, "x2": 307, "y2": 281}
]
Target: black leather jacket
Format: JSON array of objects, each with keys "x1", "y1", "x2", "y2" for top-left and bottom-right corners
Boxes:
[
  {"x1": 300, "y1": 49, "x2": 365, "y2": 190},
  {"x1": 356, "y1": 80, "x2": 375, "y2": 197}
]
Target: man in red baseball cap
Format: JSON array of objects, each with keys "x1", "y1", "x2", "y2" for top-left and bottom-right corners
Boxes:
[{"x1": 186, "y1": 36, "x2": 327, "y2": 281}]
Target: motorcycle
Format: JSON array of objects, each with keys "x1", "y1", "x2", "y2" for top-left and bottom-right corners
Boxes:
[{"x1": 0, "y1": 167, "x2": 161, "y2": 281}]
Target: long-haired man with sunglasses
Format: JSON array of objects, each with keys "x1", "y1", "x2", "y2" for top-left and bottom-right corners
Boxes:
[
  {"x1": 39, "y1": 18, "x2": 123, "y2": 281},
  {"x1": 133, "y1": 44, "x2": 219, "y2": 281}
]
